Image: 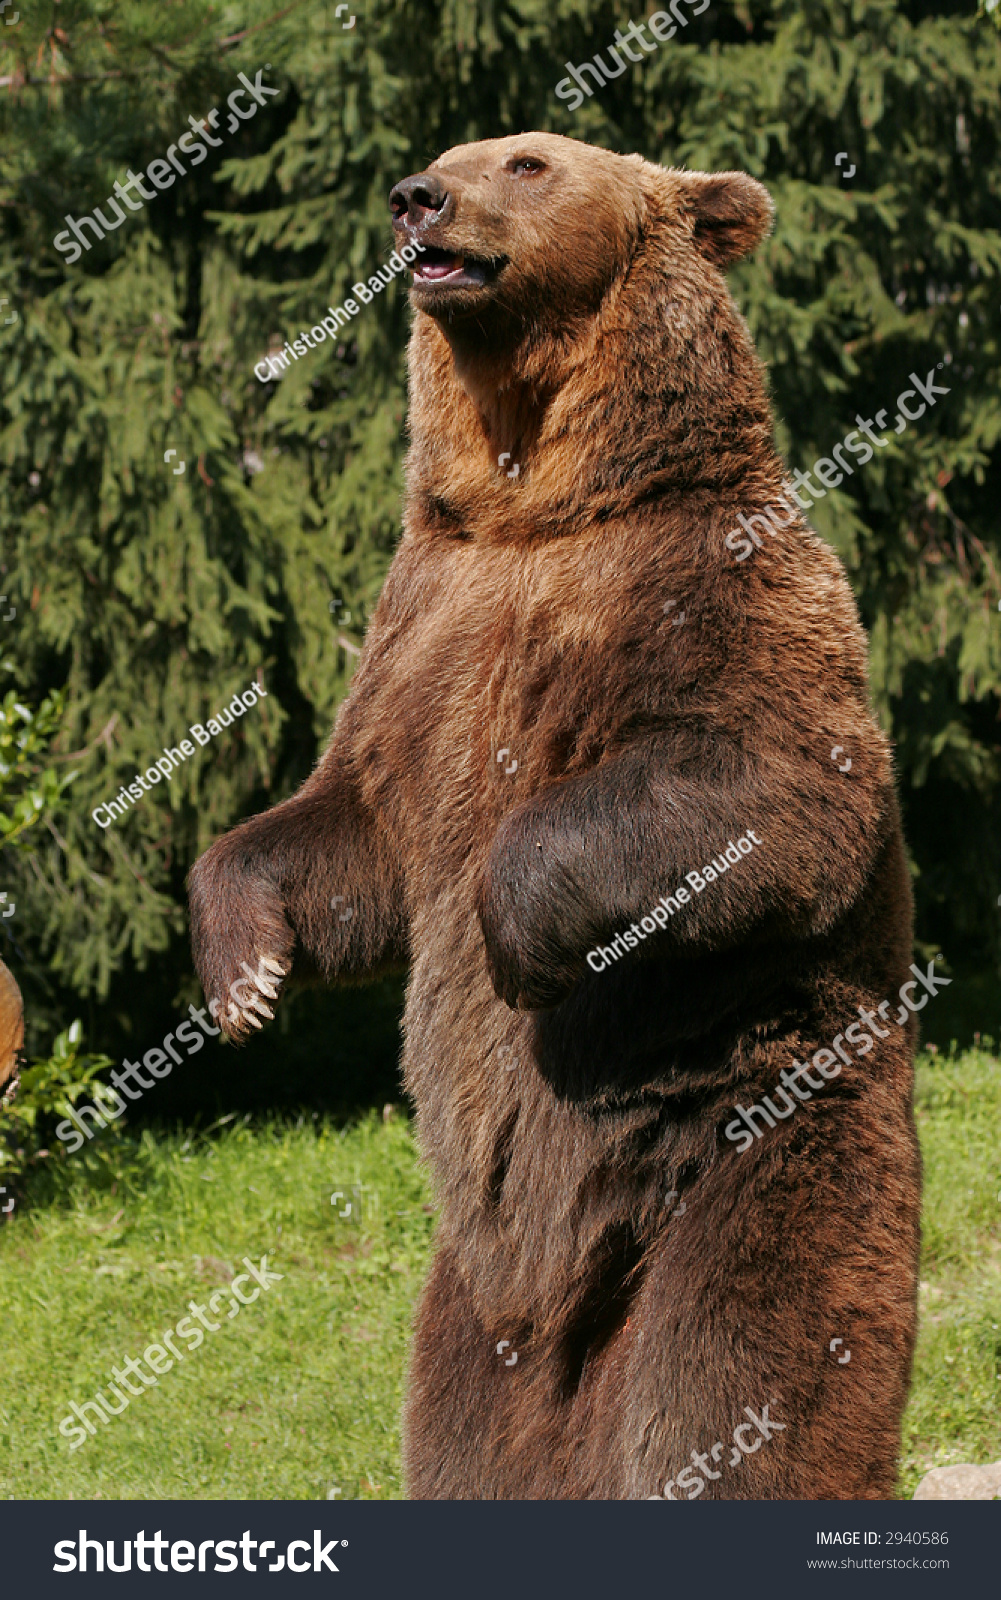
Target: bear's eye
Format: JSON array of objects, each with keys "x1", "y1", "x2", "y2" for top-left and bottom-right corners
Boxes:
[{"x1": 510, "y1": 158, "x2": 545, "y2": 177}]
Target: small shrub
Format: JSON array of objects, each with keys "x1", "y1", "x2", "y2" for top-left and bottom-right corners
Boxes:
[{"x1": 0, "y1": 1019, "x2": 116, "y2": 1194}]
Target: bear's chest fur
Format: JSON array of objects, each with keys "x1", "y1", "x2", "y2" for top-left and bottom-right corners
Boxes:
[{"x1": 346, "y1": 515, "x2": 709, "y2": 878}]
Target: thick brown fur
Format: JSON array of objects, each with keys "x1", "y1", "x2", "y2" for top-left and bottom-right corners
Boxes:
[
  {"x1": 188, "y1": 134, "x2": 920, "y2": 1500},
  {"x1": 0, "y1": 957, "x2": 23, "y2": 1097}
]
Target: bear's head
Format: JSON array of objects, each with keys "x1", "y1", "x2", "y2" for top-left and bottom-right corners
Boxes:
[
  {"x1": 389, "y1": 134, "x2": 777, "y2": 538},
  {"x1": 390, "y1": 132, "x2": 772, "y2": 341}
]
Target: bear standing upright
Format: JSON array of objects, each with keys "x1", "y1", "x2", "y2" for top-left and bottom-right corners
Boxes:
[{"x1": 188, "y1": 133, "x2": 921, "y2": 1499}]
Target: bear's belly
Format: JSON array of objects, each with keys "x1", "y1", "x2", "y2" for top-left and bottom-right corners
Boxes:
[
  {"x1": 402, "y1": 1069, "x2": 919, "y2": 1501},
  {"x1": 399, "y1": 964, "x2": 919, "y2": 1501}
]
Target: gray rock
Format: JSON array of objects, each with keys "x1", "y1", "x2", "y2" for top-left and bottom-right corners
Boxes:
[{"x1": 913, "y1": 1460, "x2": 1001, "y2": 1499}]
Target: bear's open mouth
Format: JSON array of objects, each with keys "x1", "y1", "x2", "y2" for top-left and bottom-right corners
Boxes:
[{"x1": 411, "y1": 247, "x2": 497, "y2": 289}]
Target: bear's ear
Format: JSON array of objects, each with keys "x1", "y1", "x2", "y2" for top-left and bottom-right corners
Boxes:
[{"x1": 678, "y1": 170, "x2": 774, "y2": 269}]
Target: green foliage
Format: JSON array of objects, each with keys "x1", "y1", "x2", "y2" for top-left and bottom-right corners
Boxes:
[
  {"x1": 0, "y1": 0, "x2": 999, "y2": 1051},
  {"x1": 0, "y1": 671, "x2": 116, "y2": 1185},
  {"x1": 0, "y1": 1018, "x2": 116, "y2": 1185},
  {"x1": 0, "y1": 686, "x2": 79, "y2": 848}
]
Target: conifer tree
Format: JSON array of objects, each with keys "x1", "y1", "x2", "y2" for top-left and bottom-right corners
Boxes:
[{"x1": 1, "y1": 0, "x2": 998, "y2": 1069}]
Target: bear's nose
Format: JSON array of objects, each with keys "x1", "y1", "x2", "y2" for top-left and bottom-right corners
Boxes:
[{"x1": 389, "y1": 172, "x2": 452, "y2": 231}]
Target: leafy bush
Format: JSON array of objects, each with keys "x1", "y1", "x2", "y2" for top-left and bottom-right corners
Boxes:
[
  {"x1": 0, "y1": 687, "x2": 79, "y2": 849},
  {"x1": 0, "y1": 1018, "x2": 115, "y2": 1190}
]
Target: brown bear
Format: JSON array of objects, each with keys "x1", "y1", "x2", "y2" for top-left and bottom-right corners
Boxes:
[{"x1": 188, "y1": 133, "x2": 921, "y2": 1500}]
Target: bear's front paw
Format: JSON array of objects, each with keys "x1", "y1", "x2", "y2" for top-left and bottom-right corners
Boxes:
[
  {"x1": 189, "y1": 844, "x2": 295, "y2": 1045},
  {"x1": 478, "y1": 878, "x2": 582, "y2": 1011}
]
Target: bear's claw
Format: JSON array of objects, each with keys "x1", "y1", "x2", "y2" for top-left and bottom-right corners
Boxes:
[
  {"x1": 226, "y1": 997, "x2": 263, "y2": 1031},
  {"x1": 216, "y1": 949, "x2": 291, "y2": 1040}
]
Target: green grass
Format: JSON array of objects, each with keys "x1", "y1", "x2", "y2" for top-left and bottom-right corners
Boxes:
[
  {"x1": 899, "y1": 1044, "x2": 1001, "y2": 1495},
  {"x1": 1, "y1": 1048, "x2": 998, "y2": 1500},
  {"x1": 0, "y1": 1109, "x2": 434, "y2": 1500}
]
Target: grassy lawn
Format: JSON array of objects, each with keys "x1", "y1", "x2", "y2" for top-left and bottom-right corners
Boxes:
[
  {"x1": 898, "y1": 1044, "x2": 1001, "y2": 1496},
  {"x1": 1, "y1": 1047, "x2": 998, "y2": 1500},
  {"x1": 0, "y1": 1109, "x2": 434, "y2": 1500}
]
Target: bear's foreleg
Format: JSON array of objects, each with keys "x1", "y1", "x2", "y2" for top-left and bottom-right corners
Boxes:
[
  {"x1": 188, "y1": 771, "x2": 404, "y2": 1042},
  {"x1": 478, "y1": 734, "x2": 890, "y2": 1009}
]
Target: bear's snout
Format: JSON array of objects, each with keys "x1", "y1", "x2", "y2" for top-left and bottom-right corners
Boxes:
[
  {"x1": 389, "y1": 170, "x2": 452, "y2": 233},
  {"x1": 390, "y1": 167, "x2": 502, "y2": 297}
]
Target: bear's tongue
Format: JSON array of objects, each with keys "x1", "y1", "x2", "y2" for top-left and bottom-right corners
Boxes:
[{"x1": 415, "y1": 249, "x2": 466, "y2": 281}]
